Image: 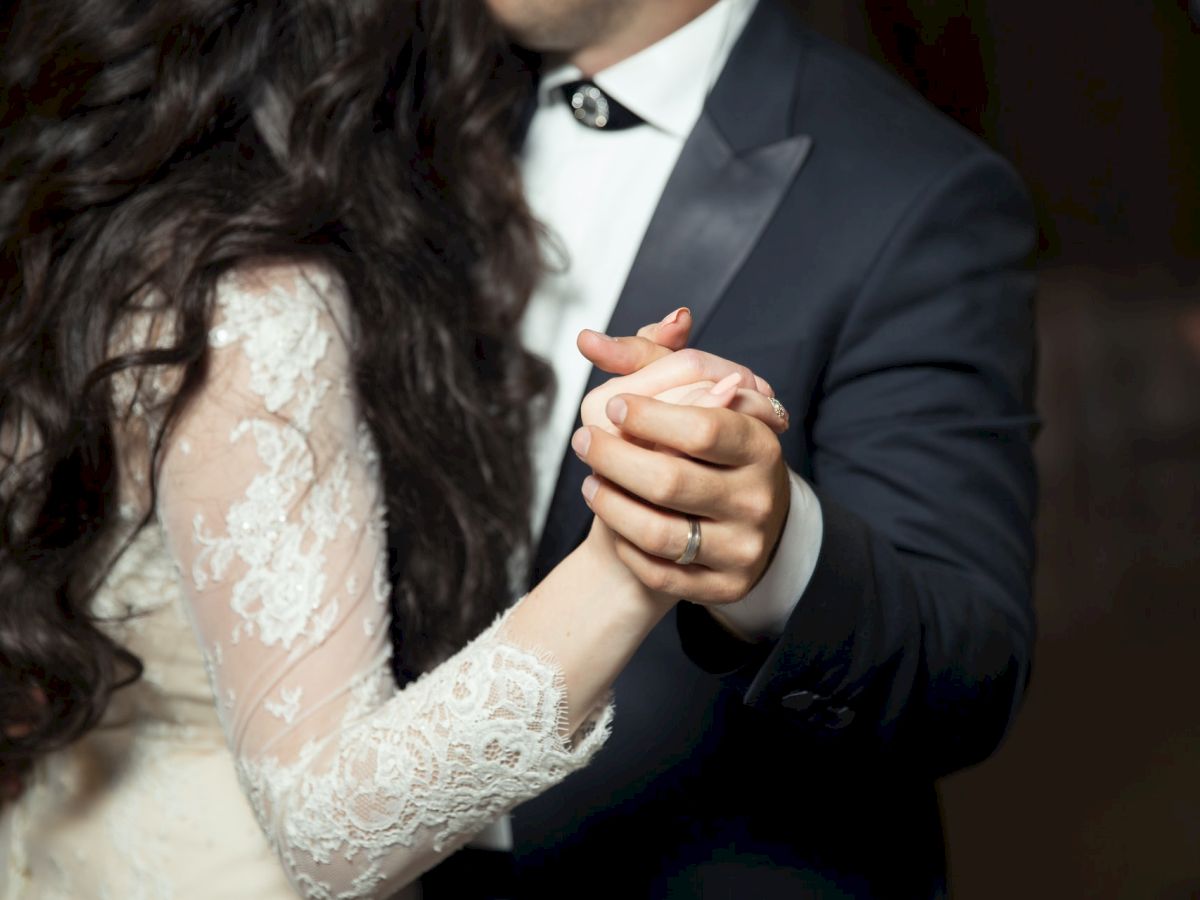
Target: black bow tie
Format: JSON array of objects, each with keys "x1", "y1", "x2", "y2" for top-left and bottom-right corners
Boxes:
[{"x1": 559, "y1": 80, "x2": 644, "y2": 131}]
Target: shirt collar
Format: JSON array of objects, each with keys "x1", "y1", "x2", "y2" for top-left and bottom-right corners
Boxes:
[{"x1": 538, "y1": 0, "x2": 757, "y2": 140}]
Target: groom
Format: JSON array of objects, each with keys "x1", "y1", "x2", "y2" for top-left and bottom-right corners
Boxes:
[{"x1": 437, "y1": 0, "x2": 1038, "y2": 896}]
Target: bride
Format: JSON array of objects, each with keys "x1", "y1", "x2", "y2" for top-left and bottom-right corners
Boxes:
[{"x1": 0, "y1": 1, "x2": 783, "y2": 897}]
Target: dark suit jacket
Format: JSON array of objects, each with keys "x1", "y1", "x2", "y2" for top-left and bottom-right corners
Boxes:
[{"x1": 428, "y1": 1, "x2": 1037, "y2": 897}]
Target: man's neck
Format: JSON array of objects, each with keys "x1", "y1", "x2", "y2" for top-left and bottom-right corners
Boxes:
[{"x1": 569, "y1": 0, "x2": 721, "y2": 76}]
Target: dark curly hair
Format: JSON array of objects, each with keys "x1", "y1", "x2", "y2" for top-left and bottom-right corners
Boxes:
[{"x1": 0, "y1": 0, "x2": 549, "y2": 776}]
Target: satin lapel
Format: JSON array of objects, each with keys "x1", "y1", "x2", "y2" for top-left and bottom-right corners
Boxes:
[
  {"x1": 529, "y1": 0, "x2": 814, "y2": 583},
  {"x1": 603, "y1": 121, "x2": 812, "y2": 347}
]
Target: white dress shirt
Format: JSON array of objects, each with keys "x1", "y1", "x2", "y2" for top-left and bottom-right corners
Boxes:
[{"x1": 519, "y1": 0, "x2": 822, "y2": 641}]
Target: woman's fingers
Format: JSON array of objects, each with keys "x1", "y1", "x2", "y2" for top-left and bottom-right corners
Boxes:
[
  {"x1": 636, "y1": 307, "x2": 691, "y2": 350},
  {"x1": 728, "y1": 389, "x2": 788, "y2": 434},
  {"x1": 595, "y1": 346, "x2": 759, "y2": 397},
  {"x1": 580, "y1": 347, "x2": 763, "y2": 432},
  {"x1": 655, "y1": 380, "x2": 788, "y2": 435}
]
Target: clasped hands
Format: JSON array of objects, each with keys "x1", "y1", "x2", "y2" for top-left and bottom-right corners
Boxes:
[{"x1": 572, "y1": 309, "x2": 791, "y2": 607}]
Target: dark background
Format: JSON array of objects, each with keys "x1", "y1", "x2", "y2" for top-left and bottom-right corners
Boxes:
[{"x1": 796, "y1": 3, "x2": 1200, "y2": 898}]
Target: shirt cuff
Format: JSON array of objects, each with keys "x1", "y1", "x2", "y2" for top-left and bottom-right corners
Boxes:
[{"x1": 707, "y1": 469, "x2": 823, "y2": 642}]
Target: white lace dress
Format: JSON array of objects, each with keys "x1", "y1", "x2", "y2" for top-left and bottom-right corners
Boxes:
[{"x1": 0, "y1": 266, "x2": 611, "y2": 899}]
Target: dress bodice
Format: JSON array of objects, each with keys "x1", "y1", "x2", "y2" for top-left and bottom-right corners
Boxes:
[{"x1": 1, "y1": 524, "x2": 310, "y2": 900}]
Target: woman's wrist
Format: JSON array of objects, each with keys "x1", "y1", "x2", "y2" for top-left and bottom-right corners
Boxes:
[
  {"x1": 502, "y1": 517, "x2": 675, "y2": 733},
  {"x1": 577, "y1": 518, "x2": 677, "y2": 618}
]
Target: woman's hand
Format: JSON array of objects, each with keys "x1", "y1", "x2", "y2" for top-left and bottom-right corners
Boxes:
[{"x1": 576, "y1": 308, "x2": 782, "y2": 437}]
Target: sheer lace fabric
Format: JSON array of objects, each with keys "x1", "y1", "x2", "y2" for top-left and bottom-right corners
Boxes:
[{"x1": 0, "y1": 266, "x2": 611, "y2": 899}]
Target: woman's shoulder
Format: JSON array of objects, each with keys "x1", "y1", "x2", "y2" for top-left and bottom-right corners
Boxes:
[
  {"x1": 207, "y1": 260, "x2": 358, "y2": 424},
  {"x1": 215, "y1": 260, "x2": 350, "y2": 333},
  {"x1": 110, "y1": 258, "x2": 357, "y2": 478},
  {"x1": 212, "y1": 259, "x2": 353, "y2": 367}
]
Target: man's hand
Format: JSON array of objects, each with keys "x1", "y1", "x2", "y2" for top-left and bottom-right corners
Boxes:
[
  {"x1": 572, "y1": 390, "x2": 791, "y2": 606},
  {"x1": 576, "y1": 306, "x2": 692, "y2": 374},
  {"x1": 574, "y1": 310, "x2": 790, "y2": 605},
  {"x1": 578, "y1": 307, "x2": 774, "y2": 402}
]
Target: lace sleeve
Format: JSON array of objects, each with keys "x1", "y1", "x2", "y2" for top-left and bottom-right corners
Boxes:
[{"x1": 154, "y1": 265, "x2": 611, "y2": 898}]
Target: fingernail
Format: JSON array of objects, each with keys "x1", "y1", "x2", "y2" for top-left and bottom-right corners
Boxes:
[
  {"x1": 583, "y1": 328, "x2": 617, "y2": 342},
  {"x1": 660, "y1": 307, "x2": 688, "y2": 326},
  {"x1": 709, "y1": 373, "x2": 740, "y2": 396},
  {"x1": 581, "y1": 475, "x2": 599, "y2": 503},
  {"x1": 571, "y1": 427, "x2": 591, "y2": 458},
  {"x1": 607, "y1": 397, "x2": 627, "y2": 425}
]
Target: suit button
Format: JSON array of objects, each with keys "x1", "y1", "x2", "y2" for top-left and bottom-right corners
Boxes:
[
  {"x1": 781, "y1": 689, "x2": 822, "y2": 713},
  {"x1": 821, "y1": 705, "x2": 855, "y2": 730}
]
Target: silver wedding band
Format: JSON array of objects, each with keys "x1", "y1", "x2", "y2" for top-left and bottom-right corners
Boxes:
[{"x1": 675, "y1": 517, "x2": 702, "y2": 566}]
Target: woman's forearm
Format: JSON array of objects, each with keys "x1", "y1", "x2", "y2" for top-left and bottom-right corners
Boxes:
[{"x1": 502, "y1": 521, "x2": 674, "y2": 734}]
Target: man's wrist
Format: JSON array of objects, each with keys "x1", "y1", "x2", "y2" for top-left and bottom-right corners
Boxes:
[{"x1": 706, "y1": 469, "x2": 823, "y2": 641}]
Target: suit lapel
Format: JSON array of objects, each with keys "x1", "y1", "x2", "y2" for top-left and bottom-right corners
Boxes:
[
  {"x1": 530, "y1": 0, "x2": 813, "y2": 583},
  {"x1": 603, "y1": 120, "x2": 812, "y2": 346}
]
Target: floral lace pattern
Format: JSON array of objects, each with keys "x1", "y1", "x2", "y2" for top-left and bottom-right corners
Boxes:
[{"x1": 142, "y1": 266, "x2": 613, "y2": 897}]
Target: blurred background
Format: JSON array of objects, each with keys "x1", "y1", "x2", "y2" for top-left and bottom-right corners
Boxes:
[{"x1": 795, "y1": 2, "x2": 1200, "y2": 897}]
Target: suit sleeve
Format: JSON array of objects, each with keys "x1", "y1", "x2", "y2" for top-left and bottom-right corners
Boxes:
[{"x1": 677, "y1": 150, "x2": 1038, "y2": 778}]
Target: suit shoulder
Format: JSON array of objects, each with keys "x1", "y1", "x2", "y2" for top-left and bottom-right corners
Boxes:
[{"x1": 791, "y1": 25, "x2": 1009, "y2": 183}]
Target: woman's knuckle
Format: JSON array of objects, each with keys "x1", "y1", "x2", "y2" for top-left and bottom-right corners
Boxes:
[{"x1": 676, "y1": 348, "x2": 703, "y2": 379}]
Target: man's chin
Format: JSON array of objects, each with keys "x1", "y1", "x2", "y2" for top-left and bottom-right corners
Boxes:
[
  {"x1": 484, "y1": 0, "x2": 611, "y2": 57},
  {"x1": 500, "y1": 26, "x2": 585, "y2": 57}
]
